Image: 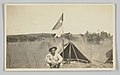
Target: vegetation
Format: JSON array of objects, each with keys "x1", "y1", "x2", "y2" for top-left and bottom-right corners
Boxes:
[
  {"x1": 6, "y1": 31, "x2": 113, "y2": 68},
  {"x1": 7, "y1": 31, "x2": 112, "y2": 44}
]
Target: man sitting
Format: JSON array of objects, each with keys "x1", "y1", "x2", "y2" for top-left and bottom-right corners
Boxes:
[{"x1": 46, "y1": 47, "x2": 63, "y2": 68}]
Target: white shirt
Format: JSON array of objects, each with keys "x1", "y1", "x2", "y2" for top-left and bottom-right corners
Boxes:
[{"x1": 46, "y1": 53, "x2": 63, "y2": 64}]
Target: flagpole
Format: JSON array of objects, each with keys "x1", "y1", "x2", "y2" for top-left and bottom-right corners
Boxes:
[
  {"x1": 61, "y1": 13, "x2": 64, "y2": 61},
  {"x1": 52, "y1": 13, "x2": 64, "y2": 60},
  {"x1": 61, "y1": 20, "x2": 64, "y2": 61}
]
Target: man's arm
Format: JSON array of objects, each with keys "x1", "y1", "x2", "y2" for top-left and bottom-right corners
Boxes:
[{"x1": 45, "y1": 54, "x2": 52, "y2": 63}]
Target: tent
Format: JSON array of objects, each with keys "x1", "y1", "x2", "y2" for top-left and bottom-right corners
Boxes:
[
  {"x1": 60, "y1": 42, "x2": 91, "y2": 63},
  {"x1": 55, "y1": 36, "x2": 113, "y2": 64},
  {"x1": 105, "y1": 49, "x2": 113, "y2": 63},
  {"x1": 91, "y1": 47, "x2": 113, "y2": 64}
]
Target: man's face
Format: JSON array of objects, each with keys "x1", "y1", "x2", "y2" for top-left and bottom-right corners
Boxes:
[{"x1": 51, "y1": 48, "x2": 56, "y2": 54}]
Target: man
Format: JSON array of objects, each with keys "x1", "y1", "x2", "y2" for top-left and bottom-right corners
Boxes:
[{"x1": 46, "y1": 47, "x2": 63, "y2": 68}]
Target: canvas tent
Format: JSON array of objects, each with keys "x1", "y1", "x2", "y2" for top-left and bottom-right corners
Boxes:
[
  {"x1": 60, "y1": 42, "x2": 91, "y2": 63},
  {"x1": 55, "y1": 36, "x2": 113, "y2": 64},
  {"x1": 91, "y1": 44, "x2": 113, "y2": 64},
  {"x1": 105, "y1": 49, "x2": 113, "y2": 63}
]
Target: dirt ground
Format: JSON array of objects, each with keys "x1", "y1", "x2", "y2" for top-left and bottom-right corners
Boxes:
[{"x1": 61, "y1": 62, "x2": 113, "y2": 68}]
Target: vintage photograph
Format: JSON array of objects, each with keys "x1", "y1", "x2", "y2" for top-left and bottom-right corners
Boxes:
[{"x1": 4, "y1": 4, "x2": 116, "y2": 71}]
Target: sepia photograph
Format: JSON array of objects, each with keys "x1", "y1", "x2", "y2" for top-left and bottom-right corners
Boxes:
[{"x1": 4, "y1": 3, "x2": 116, "y2": 71}]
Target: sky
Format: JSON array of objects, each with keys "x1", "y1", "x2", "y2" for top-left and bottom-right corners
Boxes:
[{"x1": 5, "y1": 4, "x2": 115, "y2": 35}]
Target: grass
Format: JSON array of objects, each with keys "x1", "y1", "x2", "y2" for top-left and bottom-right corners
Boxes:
[
  {"x1": 61, "y1": 62, "x2": 113, "y2": 68},
  {"x1": 6, "y1": 36, "x2": 113, "y2": 68}
]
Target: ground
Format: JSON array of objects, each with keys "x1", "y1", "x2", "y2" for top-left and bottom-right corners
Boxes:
[
  {"x1": 6, "y1": 34, "x2": 113, "y2": 68},
  {"x1": 61, "y1": 62, "x2": 113, "y2": 68}
]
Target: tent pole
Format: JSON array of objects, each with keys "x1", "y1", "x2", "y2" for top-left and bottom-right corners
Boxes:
[
  {"x1": 61, "y1": 17, "x2": 64, "y2": 61},
  {"x1": 69, "y1": 41, "x2": 71, "y2": 63},
  {"x1": 90, "y1": 42, "x2": 92, "y2": 64},
  {"x1": 62, "y1": 39, "x2": 64, "y2": 60},
  {"x1": 71, "y1": 44, "x2": 79, "y2": 62}
]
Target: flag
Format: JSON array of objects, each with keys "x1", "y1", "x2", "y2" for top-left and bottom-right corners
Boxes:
[
  {"x1": 52, "y1": 13, "x2": 63, "y2": 30},
  {"x1": 54, "y1": 26, "x2": 64, "y2": 37},
  {"x1": 52, "y1": 13, "x2": 64, "y2": 37}
]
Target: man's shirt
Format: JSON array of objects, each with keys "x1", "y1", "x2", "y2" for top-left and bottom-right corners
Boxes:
[{"x1": 46, "y1": 53, "x2": 63, "y2": 64}]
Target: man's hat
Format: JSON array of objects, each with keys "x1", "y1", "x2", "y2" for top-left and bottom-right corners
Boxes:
[{"x1": 49, "y1": 47, "x2": 57, "y2": 52}]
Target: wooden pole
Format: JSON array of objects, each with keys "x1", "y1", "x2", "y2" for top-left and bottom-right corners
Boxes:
[
  {"x1": 69, "y1": 42, "x2": 71, "y2": 63},
  {"x1": 61, "y1": 13, "x2": 64, "y2": 61},
  {"x1": 62, "y1": 39, "x2": 64, "y2": 60},
  {"x1": 71, "y1": 44, "x2": 79, "y2": 62}
]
